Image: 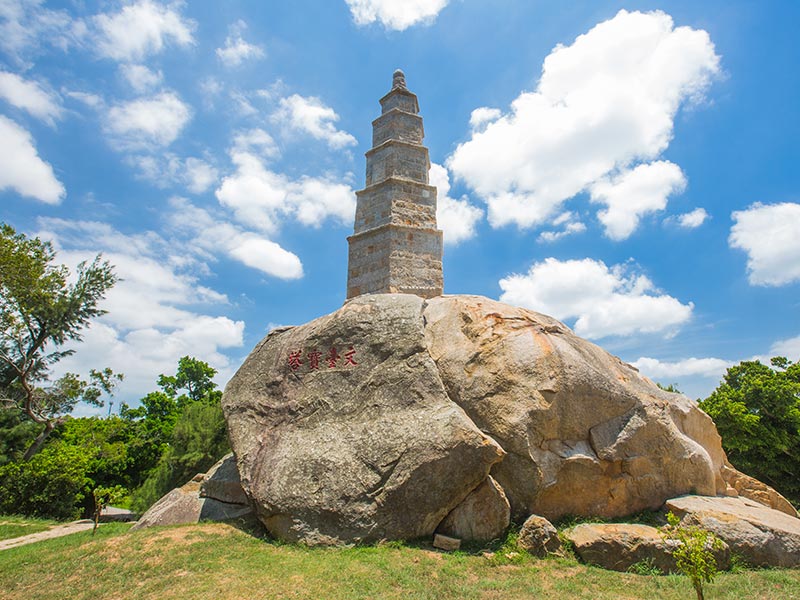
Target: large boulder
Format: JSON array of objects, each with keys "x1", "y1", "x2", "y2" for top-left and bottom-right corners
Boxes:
[
  {"x1": 223, "y1": 294, "x2": 504, "y2": 545},
  {"x1": 666, "y1": 495, "x2": 800, "y2": 567},
  {"x1": 564, "y1": 522, "x2": 729, "y2": 573},
  {"x1": 223, "y1": 294, "x2": 789, "y2": 544}
]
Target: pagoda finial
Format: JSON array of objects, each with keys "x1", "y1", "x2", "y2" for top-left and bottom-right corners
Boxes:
[{"x1": 392, "y1": 69, "x2": 406, "y2": 90}]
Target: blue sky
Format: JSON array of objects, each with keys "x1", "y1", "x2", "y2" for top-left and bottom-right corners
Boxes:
[{"x1": 1, "y1": 0, "x2": 798, "y2": 409}]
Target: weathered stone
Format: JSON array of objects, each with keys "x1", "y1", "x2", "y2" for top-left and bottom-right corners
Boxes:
[
  {"x1": 720, "y1": 464, "x2": 798, "y2": 517},
  {"x1": 565, "y1": 522, "x2": 729, "y2": 573},
  {"x1": 421, "y1": 295, "x2": 771, "y2": 522},
  {"x1": 223, "y1": 292, "x2": 790, "y2": 545},
  {"x1": 223, "y1": 294, "x2": 504, "y2": 545},
  {"x1": 665, "y1": 495, "x2": 800, "y2": 567},
  {"x1": 200, "y1": 453, "x2": 249, "y2": 505},
  {"x1": 433, "y1": 533, "x2": 461, "y2": 551},
  {"x1": 518, "y1": 514, "x2": 562, "y2": 557},
  {"x1": 347, "y1": 70, "x2": 443, "y2": 299},
  {"x1": 437, "y1": 476, "x2": 510, "y2": 542},
  {"x1": 131, "y1": 478, "x2": 252, "y2": 531}
]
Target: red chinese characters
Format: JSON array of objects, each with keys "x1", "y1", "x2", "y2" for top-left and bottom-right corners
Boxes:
[{"x1": 288, "y1": 346, "x2": 358, "y2": 373}]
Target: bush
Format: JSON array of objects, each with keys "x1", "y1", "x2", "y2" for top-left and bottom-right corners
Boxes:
[{"x1": 0, "y1": 443, "x2": 90, "y2": 520}]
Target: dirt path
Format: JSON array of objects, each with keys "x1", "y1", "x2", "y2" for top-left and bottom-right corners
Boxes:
[{"x1": 0, "y1": 519, "x2": 96, "y2": 551}]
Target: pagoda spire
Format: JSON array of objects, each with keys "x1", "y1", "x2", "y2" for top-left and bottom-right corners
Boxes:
[{"x1": 346, "y1": 70, "x2": 444, "y2": 299}]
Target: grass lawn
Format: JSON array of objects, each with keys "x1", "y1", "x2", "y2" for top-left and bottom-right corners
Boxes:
[
  {"x1": 0, "y1": 515, "x2": 58, "y2": 541},
  {"x1": 1, "y1": 521, "x2": 800, "y2": 599}
]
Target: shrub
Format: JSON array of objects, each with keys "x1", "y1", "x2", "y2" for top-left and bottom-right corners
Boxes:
[{"x1": 0, "y1": 443, "x2": 90, "y2": 520}]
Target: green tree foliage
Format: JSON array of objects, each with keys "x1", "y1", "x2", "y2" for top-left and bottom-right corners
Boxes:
[
  {"x1": 130, "y1": 400, "x2": 229, "y2": 513},
  {"x1": 0, "y1": 223, "x2": 119, "y2": 459},
  {"x1": 0, "y1": 442, "x2": 90, "y2": 520},
  {"x1": 699, "y1": 357, "x2": 800, "y2": 503},
  {"x1": 660, "y1": 512, "x2": 725, "y2": 600}
]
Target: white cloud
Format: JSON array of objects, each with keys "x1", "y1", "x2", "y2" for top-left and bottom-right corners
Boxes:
[
  {"x1": 345, "y1": 0, "x2": 449, "y2": 30},
  {"x1": 632, "y1": 356, "x2": 731, "y2": 379},
  {"x1": 0, "y1": 0, "x2": 82, "y2": 65},
  {"x1": 216, "y1": 133, "x2": 356, "y2": 234},
  {"x1": 216, "y1": 20, "x2": 265, "y2": 67},
  {"x1": 498, "y1": 257, "x2": 693, "y2": 339},
  {"x1": 469, "y1": 107, "x2": 502, "y2": 132},
  {"x1": 0, "y1": 115, "x2": 65, "y2": 204},
  {"x1": 675, "y1": 207, "x2": 709, "y2": 229},
  {"x1": 0, "y1": 70, "x2": 62, "y2": 124},
  {"x1": 167, "y1": 197, "x2": 303, "y2": 280},
  {"x1": 429, "y1": 163, "x2": 482, "y2": 245},
  {"x1": 273, "y1": 94, "x2": 356, "y2": 149},
  {"x1": 35, "y1": 217, "x2": 245, "y2": 400},
  {"x1": 105, "y1": 91, "x2": 192, "y2": 149},
  {"x1": 769, "y1": 335, "x2": 800, "y2": 360},
  {"x1": 590, "y1": 161, "x2": 686, "y2": 240},
  {"x1": 129, "y1": 153, "x2": 217, "y2": 194},
  {"x1": 64, "y1": 90, "x2": 104, "y2": 109},
  {"x1": 448, "y1": 10, "x2": 719, "y2": 234},
  {"x1": 93, "y1": 0, "x2": 195, "y2": 62},
  {"x1": 538, "y1": 218, "x2": 587, "y2": 243},
  {"x1": 729, "y1": 202, "x2": 800, "y2": 286},
  {"x1": 119, "y1": 63, "x2": 163, "y2": 93}
]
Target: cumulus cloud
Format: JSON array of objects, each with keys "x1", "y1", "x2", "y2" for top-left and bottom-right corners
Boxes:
[
  {"x1": 0, "y1": 70, "x2": 62, "y2": 124},
  {"x1": 729, "y1": 202, "x2": 800, "y2": 286},
  {"x1": 216, "y1": 20, "x2": 265, "y2": 67},
  {"x1": 632, "y1": 356, "x2": 731, "y2": 379},
  {"x1": 93, "y1": 0, "x2": 195, "y2": 62},
  {"x1": 590, "y1": 161, "x2": 686, "y2": 240},
  {"x1": 36, "y1": 218, "x2": 245, "y2": 400},
  {"x1": 498, "y1": 257, "x2": 693, "y2": 339},
  {"x1": 448, "y1": 10, "x2": 720, "y2": 235},
  {"x1": 429, "y1": 163, "x2": 482, "y2": 245},
  {"x1": 674, "y1": 207, "x2": 709, "y2": 229},
  {"x1": 119, "y1": 64, "x2": 163, "y2": 93},
  {"x1": 105, "y1": 91, "x2": 192, "y2": 149},
  {"x1": 345, "y1": 0, "x2": 449, "y2": 30},
  {"x1": 273, "y1": 94, "x2": 356, "y2": 149},
  {"x1": 0, "y1": 115, "x2": 65, "y2": 204},
  {"x1": 216, "y1": 130, "x2": 356, "y2": 233},
  {"x1": 168, "y1": 197, "x2": 303, "y2": 280}
]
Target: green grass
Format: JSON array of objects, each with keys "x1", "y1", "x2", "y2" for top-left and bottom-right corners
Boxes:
[
  {"x1": 0, "y1": 515, "x2": 58, "y2": 540},
  {"x1": 1, "y1": 521, "x2": 799, "y2": 599}
]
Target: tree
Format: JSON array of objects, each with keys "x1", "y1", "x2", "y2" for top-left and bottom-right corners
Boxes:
[
  {"x1": 660, "y1": 511, "x2": 725, "y2": 600},
  {"x1": 0, "y1": 223, "x2": 120, "y2": 459},
  {"x1": 699, "y1": 357, "x2": 800, "y2": 503},
  {"x1": 157, "y1": 355, "x2": 220, "y2": 406}
]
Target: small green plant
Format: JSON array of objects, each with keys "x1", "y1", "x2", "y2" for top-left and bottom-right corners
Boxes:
[
  {"x1": 91, "y1": 485, "x2": 125, "y2": 536},
  {"x1": 628, "y1": 557, "x2": 662, "y2": 576},
  {"x1": 660, "y1": 511, "x2": 724, "y2": 600},
  {"x1": 488, "y1": 530, "x2": 526, "y2": 565}
]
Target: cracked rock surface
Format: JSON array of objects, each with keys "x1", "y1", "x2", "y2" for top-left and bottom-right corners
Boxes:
[{"x1": 222, "y1": 294, "x2": 792, "y2": 545}]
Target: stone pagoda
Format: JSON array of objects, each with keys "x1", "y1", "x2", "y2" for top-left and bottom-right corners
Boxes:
[{"x1": 346, "y1": 70, "x2": 443, "y2": 299}]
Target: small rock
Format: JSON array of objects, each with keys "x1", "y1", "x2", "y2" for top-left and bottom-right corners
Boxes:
[
  {"x1": 433, "y1": 533, "x2": 461, "y2": 551},
  {"x1": 518, "y1": 514, "x2": 562, "y2": 557}
]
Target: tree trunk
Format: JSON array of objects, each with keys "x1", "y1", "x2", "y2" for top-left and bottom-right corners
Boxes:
[
  {"x1": 694, "y1": 580, "x2": 704, "y2": 600},
  {"x1": 23, "y1": 421, "x2": 55, "y2": 460}
]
